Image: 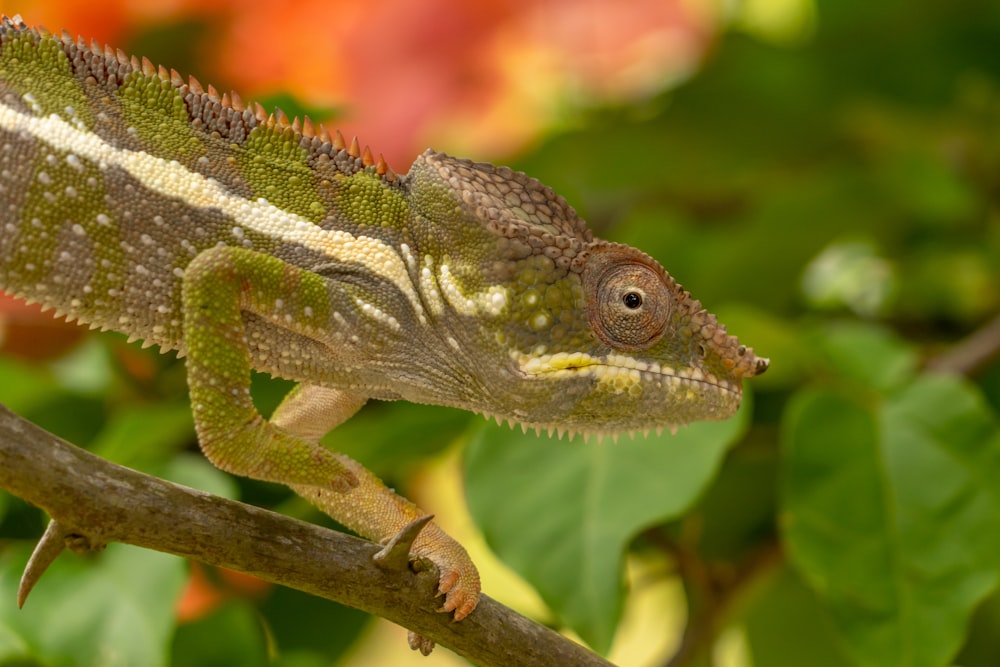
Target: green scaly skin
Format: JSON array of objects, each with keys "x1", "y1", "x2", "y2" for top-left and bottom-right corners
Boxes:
[{"x1": 0, "y1": 16, "x2": 768, "y2": 623}]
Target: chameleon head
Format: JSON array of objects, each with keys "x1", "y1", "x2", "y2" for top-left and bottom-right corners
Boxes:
[{"x1": 408, "y1": 151, "x2": 769, "y2": 435}]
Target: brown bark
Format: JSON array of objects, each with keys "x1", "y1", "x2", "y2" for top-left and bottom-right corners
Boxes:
[{"x1": 0, "y1": 402, "x2": 613, "y2": 667}]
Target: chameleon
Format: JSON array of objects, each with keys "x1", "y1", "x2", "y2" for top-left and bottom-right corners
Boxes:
[{"x1": 0, "y1": 15, "x2": 768, "y2": 624}]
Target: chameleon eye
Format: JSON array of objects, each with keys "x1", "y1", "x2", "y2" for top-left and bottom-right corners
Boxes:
[{"x1": 585, "y1": 257, "x2": 670, "y2": 350}]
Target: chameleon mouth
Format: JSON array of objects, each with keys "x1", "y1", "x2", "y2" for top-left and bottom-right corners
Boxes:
[
  {"x1": 486, "y1": 351, "x2": 745, "y2": 438},
  {"x1": 510, "y1": 350, "x2": 744, "y2": 397}
]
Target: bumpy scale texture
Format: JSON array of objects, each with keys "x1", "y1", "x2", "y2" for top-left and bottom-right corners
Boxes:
[{"x1": 0, "y1": 16, "x2": 767, "y2": 624}]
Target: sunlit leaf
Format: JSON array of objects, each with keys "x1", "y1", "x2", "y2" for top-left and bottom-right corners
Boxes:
[
  {"x1": 801, "y1": 239, "x2": 896, "y2": 317},
  {"x1": 782, "y1": 376, "x2": 1000, "y2": 667},
  {"x1": 465, "y1": 398, "x2": 749, "y2": 651}
]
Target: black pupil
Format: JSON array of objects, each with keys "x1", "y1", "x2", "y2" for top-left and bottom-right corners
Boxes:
[{"x1": 623, "y1": 292, "x2": 642, "y2": 309}]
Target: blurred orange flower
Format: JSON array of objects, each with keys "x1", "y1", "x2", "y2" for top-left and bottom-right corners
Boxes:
[{"x1": 2, "y1": 0, "x2": 715, "y2": 165}]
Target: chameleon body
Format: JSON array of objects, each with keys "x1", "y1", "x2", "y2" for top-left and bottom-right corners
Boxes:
[{"x1": 0, "y1": 16, "x2": 768, "y2": 621}]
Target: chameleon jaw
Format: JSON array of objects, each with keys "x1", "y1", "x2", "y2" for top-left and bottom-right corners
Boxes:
[
  {"x1": 511, "y1": 349, "x2": 744, "y2": 398},
  {"x1": 497, "y1": 349, "x2": 746, "y2": 436}
]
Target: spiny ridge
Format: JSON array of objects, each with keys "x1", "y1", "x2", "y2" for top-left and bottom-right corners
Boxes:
[
  {"x1": 0, "y1": 15, "x2": 402, "y2": 182},
  {"x1": 476, "y1": 412, "x2": 674, "y2": 441},
  {"x1": 301, "y1": 115, "x2": 315, "y2": 139},
  {"x1": 333, "y1": 130, "x2": 347, "y2": 151}
]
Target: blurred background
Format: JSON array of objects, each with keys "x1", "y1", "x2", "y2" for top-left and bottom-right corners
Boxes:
[{"x1": 0, "y1": 1, "x2": 999, "y2": 666}]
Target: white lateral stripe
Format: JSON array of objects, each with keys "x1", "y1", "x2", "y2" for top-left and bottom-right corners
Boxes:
[{"x1": 0, "y1": 102, "x2": 425, "y2": 316}]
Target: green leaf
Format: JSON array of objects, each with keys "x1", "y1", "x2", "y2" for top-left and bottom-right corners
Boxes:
[
  {"x1": 744, "y1": 565, "x2": 853, "y2": 667},
  {"x1": 0, "y1": 357, "x2": 64, "y2": 414},
  {"x1": 814, "y1": 321, "x2": 919, "y2": 393},
  {"x1": 782, "y1": 376, "x2": 1000, "y2": 667},
  {"x1": 465, "y1": 398, "x2": 749, "y2": 651},
  {"x1": 801, "y1": 239, "x2": 896, "y2": 317},
  {"x1": 160, "y1": 453, "x2": 240, "y2": 500},
  {"x1": 956, "y1": 586, "x2": 1000, "y2": 666},
  {"x1": 89, "y1": 403, "x2": 194, "y2": 470},
  {"x1": 48, "y1": 336, "x2": 114, "y2": 395},
  {"x1": 323, "y1": 402, "x2": 470, "y2": 477},
  {"x1": 0, "y1": 543, "x2": 186, "y2": 667}
]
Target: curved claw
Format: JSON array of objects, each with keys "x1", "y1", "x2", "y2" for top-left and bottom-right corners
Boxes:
[{"x1": 434, "y1": 558, "x2": 480, "y2": 621}]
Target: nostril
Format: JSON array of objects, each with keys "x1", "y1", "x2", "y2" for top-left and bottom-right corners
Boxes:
[{"x1": 755, "y1": 357, "x2": 770, "y2": 376}]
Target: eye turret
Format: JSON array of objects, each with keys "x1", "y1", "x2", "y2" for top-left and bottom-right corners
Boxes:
[{"x1": 583, "y1": 247, "x2": 670, "y2": 351}]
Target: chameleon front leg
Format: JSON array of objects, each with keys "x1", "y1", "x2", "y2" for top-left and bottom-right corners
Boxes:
[
  {"x1": 272, "y1": 384, "x2": 481, "y2": 620},
  {"x1": 182, "y1": 247, "x2": 480, "y2": 619},
  {"x1": 182, "y1": 247, "x2": 357, "y2": 491}
]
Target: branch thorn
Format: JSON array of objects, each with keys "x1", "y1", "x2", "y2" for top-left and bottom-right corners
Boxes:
[
  {"x1": 17, "y1": 520, "x2": 108, "y2": 609},
  {"x1": 18, "y1": 520, "x2": 68, "y2": 608},
  {"x1": 373, "y1": 515, "x2": 434, "y2": 572}
]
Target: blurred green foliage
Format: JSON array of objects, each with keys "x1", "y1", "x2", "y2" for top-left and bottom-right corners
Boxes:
[
  {"x1": 495, "y1": 0, "x2": 1000, "y2": 661},
  {"x1": 1, "y1": 0, "x2": 1000, "y2": 665}
]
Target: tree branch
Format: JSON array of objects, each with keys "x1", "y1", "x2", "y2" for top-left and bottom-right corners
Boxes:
[
  {"x1": 662, "y1": 537, "x2": 783, "y2": 667},
  {"x1": 926, "y1": 312, "x2": 1000, "y2": 376},
  {"x1": 0, "y1": 402, "x2": 613, "y2": 667}
]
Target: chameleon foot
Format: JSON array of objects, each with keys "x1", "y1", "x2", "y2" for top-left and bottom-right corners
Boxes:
[
  {"x1": 408, "y1": 630, "x2": 436, "y2": 656},
  {"x1": 436, "y1": 566, "x2": 479, "y2": 621},
  {"x1": 376, "y1": 515, "x2": 481, "y2": 621},
  {"x1": 413, "y1": 530, "x2": 480, "y2": 621}
]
